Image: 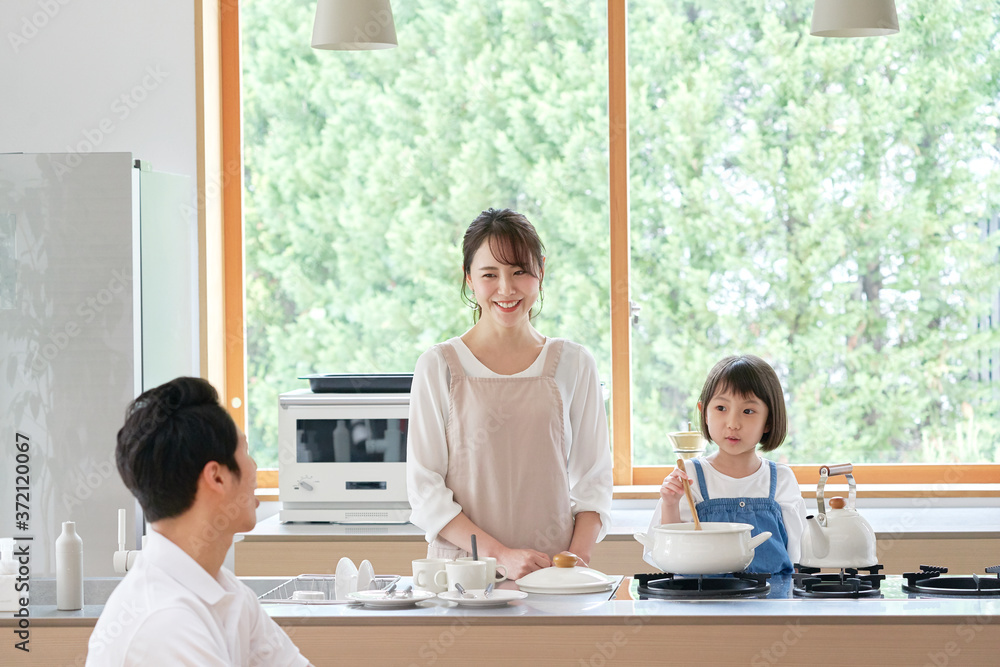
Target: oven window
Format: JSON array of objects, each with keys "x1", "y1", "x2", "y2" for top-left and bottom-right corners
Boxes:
[{"x1": 296, "y1": 419, "x2": 407, "y2": 463}]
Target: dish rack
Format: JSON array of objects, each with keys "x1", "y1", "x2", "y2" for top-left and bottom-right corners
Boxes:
[{"x1": 258, "y1": 573, "x2": 400, "y2": 604}]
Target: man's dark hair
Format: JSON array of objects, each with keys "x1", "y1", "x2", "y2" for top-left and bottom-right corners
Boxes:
[{"x1": 116, "y1": 377, "x2": 240, "y2": 522}]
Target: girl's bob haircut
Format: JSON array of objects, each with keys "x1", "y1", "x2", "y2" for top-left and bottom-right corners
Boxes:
[{"x1": 698, "y1": 354, "x2": 787, "y2": 452}]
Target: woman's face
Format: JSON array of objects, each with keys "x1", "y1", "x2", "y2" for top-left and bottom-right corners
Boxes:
[{"x1": 466, "y1": 239, "x2": 541, "y2": 329}]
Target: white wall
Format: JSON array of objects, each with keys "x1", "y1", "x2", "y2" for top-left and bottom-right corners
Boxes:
[
  {"x1": 1, "y1": 1, "x2": 200, "y2": 575},
  {"x1": 1, "y1": 0, "x2": 197, "y2": 181}
]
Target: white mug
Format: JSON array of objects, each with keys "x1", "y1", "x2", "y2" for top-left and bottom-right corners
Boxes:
[
  {"x1": 457, "y1": 556, "x2": 507, "y2": 583},
  {"x1": 411, "y1": 558, "x2": 450, "y2": 593},
  {"x1": 434, "y1": 560, "x2": 488, "y2": 592}
]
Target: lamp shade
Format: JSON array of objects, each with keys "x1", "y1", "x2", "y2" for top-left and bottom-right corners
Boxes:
[
  {"x1": 311, "y1": 0, "x2": 397, "y2": 50},
  {"x1": 811, "y1": 0, "x2": 899, "y2": 37}
]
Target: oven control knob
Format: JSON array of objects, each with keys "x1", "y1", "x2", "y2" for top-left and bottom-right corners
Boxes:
[{"x1": 299, "y1": 480, "x2": 314, "y2": 491}]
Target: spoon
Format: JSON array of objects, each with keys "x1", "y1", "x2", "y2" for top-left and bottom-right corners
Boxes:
[
  {"x1": 454, "y1": 582, "x2": 475, "y2": 599},
  {"x1": 484, "y1": 582, "x2": 495, "y2": 598},
  {"x1": 676, "y1": 458, "x2": 702, "y2": 530},
  {"x1": 471, "y1": 534, "x2": 478, "y2": 560}
]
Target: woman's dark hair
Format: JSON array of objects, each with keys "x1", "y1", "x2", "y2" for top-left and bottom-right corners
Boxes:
[
  {"x1": 461, "y1": 207, "x2": 545, "y2": 322},
  {"x1": 116, "y1": 377, "x2": 240, "y2": 522},
  {"x1": 698, "y1": 355, "x2": 787, "y2": 452}
]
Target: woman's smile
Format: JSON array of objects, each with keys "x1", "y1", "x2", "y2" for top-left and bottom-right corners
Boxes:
[{"x1": 494, "y1": 299, "x2": 522, "y2": 312}]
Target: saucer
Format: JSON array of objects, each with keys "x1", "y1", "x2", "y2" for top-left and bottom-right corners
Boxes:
[
  {"x1": 347, "y1": 590, "x2": 436, "y2": 608},
  {"x1": 437, "y1": 589, "x2": 528, "y2": 607}
]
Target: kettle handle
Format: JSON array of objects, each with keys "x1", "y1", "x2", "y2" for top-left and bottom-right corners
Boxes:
[
  {"x1": 816, "y1": 462, "x2": 857, "y2": 519},
  {"x1": 819, "y1": 463, "x2": 853, "y2": 476}
]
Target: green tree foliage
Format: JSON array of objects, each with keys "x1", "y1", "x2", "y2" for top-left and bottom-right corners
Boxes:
[
  {"x1": 242, "y1": 0, "x2": 1000, "y2": 467},
  {"x1": 628, "y1": 0, "x2": 1000, "y2": 464},
  {"x1": 242, "y1": 0, "x2": 612, "y2": 465}
]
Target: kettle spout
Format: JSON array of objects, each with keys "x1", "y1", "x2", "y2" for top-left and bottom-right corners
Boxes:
[{"x1": 804, "y1": 514, "x2": 830, "y2": 560}]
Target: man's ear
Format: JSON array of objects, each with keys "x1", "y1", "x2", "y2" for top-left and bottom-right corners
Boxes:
[{"x1": 199, "y1": 460, "x2": 227, "y2": 496}]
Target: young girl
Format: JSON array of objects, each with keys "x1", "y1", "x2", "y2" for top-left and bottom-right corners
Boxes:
[{"x1": 644, "y1": 355, "x2": 806, "y2": 574}]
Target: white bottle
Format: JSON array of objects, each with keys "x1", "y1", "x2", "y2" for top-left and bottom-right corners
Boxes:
[
  {"x1": 0, "y1": 538, "x2": 18, "y2": 612},
  {"x1": 56, "y1": 521, "x2": 84, "y2": 611}
]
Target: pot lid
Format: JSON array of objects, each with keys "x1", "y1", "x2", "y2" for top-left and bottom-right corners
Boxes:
[{"x1": 515, "y1": 565, "x2": 612, "y2": 591}]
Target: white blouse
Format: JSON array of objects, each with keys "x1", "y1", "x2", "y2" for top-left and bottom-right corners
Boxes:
[
  {"x1": 406, "y1": 336, "x2": 614, "y2": 545},
  {"x1": 643, "y1": 456, "x2": 808, "y2": 567}
]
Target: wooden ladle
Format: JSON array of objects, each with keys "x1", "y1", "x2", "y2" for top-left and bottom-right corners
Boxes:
[{"x1": 676, "y1": 458, "x2": 702, "y2": 530}]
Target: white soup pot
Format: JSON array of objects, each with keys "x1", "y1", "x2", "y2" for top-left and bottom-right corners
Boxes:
[{"x1": 634, "y1": 522, "x2": 772, "y2": 574}]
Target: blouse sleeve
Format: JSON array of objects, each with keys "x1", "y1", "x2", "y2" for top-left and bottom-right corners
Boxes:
[
  {"x1": 565, "y1": 344, "x2": 614, "y2": 542},
  {"x1": 405, "y1": 346, "x2": 463, "y2": 543},
  {"x1": 775, "y1": 464, "x2": 807, "y2": 564}
]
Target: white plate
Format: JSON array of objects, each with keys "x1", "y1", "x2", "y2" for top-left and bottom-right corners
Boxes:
[
  {"x1": 347, "y1": 589, "x2": 436, "y2": 608},
  {"x1": 437, "y1": 589, "x2": 528, "y2": 607},
  {"x1": 516, "y1": 581, "x2": 614, "y2": 595},
  {"x1": 357, "y1": 559, "x2": 375, "y2": 592},
  {"x1": 335, "y1": 557, "x2": 358, "y2": 600}
]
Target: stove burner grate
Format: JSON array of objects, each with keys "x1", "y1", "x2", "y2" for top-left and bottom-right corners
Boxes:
[
  {"x1": 792, "y1": 565, "x2": 885, "y2": 599},
  {"x1": 635, "y1": 572, "x2": 770, "y2": 599},
  {"x1": 902, "y1": 565, "x2": 1000, "y2": 597}
]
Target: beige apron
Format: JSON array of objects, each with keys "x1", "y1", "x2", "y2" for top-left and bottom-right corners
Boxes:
[{"x1": 427, "y1": 339, "x2": 574, "y2": 559}]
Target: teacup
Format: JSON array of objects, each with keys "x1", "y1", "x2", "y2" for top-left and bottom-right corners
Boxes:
[
  {"x1": 411, "y1": 558, "x2": 450, "y2": 593},
  {"x1": 434, "y1": 560, "x2": 488, "y2": 592},
  {"x1": 457, "y1": 556, "x2": 507, "y2": 583}
]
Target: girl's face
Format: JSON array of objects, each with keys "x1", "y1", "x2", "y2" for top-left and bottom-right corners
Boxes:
[
  {"x1": 466, "y1": 239, "x2": 541, "y2": 330},
  {"x1": 700, "y1": 387, "x2": 770, "y2": 460}
]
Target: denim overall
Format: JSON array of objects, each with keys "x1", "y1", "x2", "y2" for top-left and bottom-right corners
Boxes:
[{"x1": 691, "y1": 458, "x2": 793, "y2": 574}]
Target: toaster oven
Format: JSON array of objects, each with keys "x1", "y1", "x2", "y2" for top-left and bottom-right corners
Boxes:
[{"x1": 278, "y1": 388, "x2": 411, "y2": 523}]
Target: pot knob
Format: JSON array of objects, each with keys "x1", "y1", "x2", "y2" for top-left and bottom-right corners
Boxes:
[
  {"x1": 552, "y1": 551, "x2": 579, "y2": 568},
  {"x1": 828, "y1": 496, "x2": 846, "y2": 509}
]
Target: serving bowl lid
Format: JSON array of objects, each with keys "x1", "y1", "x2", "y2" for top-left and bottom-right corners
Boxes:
[{"x1": 515, "y1": 565, "x2": 613, "y2": 591}]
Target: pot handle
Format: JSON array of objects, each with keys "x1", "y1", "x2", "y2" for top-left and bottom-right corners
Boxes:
[
  {"x1": 747, "y1": 531, "x2": 772, "y2": 550},
  {"x1": 633, "y1": 532, "x2": 652, "y2": 549}
]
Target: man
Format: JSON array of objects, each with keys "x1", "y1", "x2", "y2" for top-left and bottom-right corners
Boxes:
[{"x1": 86, "y1": 377, "x2": 311, "y2": 666}]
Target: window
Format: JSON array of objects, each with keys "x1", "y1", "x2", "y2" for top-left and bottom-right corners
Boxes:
[
  {"x1": 227, "y1": 0, "x2": 1000, "y2": 486},
  {"x1": 626, "y1": 1, "x2": 1000, "y2": 469},
  {"x1": 240, "y1": 0, "x2": 611, "y2": 466}
]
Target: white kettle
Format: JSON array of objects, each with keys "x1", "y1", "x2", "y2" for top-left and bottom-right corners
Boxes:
[{"x1": 799, "y1": 463, "x2": 878, "y2": 569}]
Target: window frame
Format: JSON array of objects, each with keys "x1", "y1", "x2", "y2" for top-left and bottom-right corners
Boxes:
[{"x1": 208, "y1": 0, "x2": 999, "y2": 493}]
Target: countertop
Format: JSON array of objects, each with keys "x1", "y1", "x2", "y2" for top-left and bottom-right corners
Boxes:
[
  {"x1": 13, "y1": 575, "x2": 1000, "y2": 626},
  {"x1": 239, "y1": 505, "x2": 1000, "y2": 541}
]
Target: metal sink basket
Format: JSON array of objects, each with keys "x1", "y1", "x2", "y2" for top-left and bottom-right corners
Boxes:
[{"x1": 258, "y1": 573, "x2": 400, "y2": 604}]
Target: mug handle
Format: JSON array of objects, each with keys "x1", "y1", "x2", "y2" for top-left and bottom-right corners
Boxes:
[
  {"x1": 494, "y1": 564, "x2": 507, "y2": 583},
  {"x1": 414, "y1": 570, "x2": 427, "y2": 588},
  {"x1": 434, "y1": 569, "x2": 448, "y2": 588}
]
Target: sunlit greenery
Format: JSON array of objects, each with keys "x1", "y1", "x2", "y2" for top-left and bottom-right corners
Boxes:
[{"x1": 242, "y1": 0, "x2": 1000, "y2": 468}]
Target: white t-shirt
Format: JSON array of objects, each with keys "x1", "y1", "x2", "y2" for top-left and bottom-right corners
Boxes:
[
  {"x1": 643, "y1": 456, "x2": 807, "y2": 568},
  {"x1": 406, "y1": 336, "x2": 614, "y2": 544},
  {"x1": 86, "y1": 530, "x2": 309, "y2": 667}
]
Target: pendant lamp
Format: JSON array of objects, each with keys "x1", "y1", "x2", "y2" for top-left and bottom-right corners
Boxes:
[
  {"x1": 810, "y1": 0, "x2": 899, "y2": 37},
  {"x1": 311, "y1": 0, "x2": 397, "y2": 50}
]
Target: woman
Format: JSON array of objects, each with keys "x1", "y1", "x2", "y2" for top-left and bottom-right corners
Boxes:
[{"x1": 406, "y1": 208, "x2": 613, "y2": 579}]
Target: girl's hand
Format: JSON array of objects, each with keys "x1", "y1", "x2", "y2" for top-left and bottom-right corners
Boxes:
[
  {"x1": 658, "y1": 467, "x2": 691, "y2": 525},
  {"x1": 497, "y1": 547, "x2": 552, "y2": 579},
  {"x1": 659, "y1": 466, "x2": 691, "y2": 504}
]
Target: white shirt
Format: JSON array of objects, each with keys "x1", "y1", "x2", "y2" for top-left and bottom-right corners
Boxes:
[
  {"x1": 407, "y1": 336, "x2": 614, "y2": 544},
  {"x1": 643, "y1": 457, "x2": 807, "y2": 567},
  {"x1": 86, "y1": 530, "x2": 309, "y2": 667}
]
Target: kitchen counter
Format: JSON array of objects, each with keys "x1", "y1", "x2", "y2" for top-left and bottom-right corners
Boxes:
[
  {"x1": 235, "y1": 505, "x2": 1000, "y2": 576},
  {"x1": 5, "y1": 576, "x2": 999, "y2": 666}
]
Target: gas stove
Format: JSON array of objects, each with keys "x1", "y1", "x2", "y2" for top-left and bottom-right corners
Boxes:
[{"x1": 631, "y1": 564, "x2": 1000, "y2": 601}]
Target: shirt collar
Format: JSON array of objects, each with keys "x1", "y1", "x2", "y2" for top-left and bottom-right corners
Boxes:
[{"x1": 142, "y1": 529, "x2": 232, "y2": 606}]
